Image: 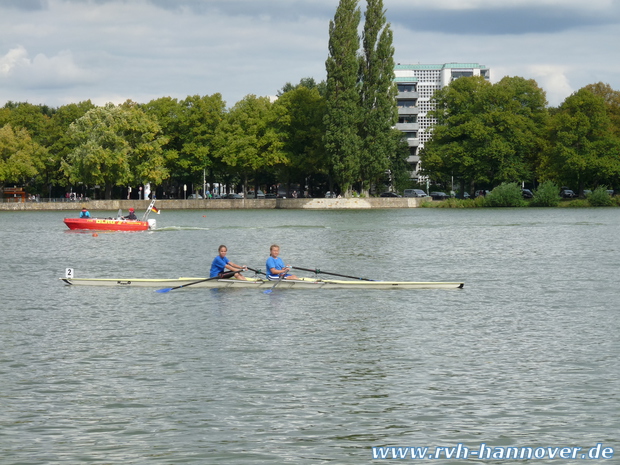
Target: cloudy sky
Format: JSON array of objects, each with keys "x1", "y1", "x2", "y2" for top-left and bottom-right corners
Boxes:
[{"x1": 1, "y1": 0, "x2": 619, "y2": 108}]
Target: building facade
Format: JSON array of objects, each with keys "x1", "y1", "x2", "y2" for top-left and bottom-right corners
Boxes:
[{"x1": 394, "y1": 63, "x2": 490, "y2": 179}]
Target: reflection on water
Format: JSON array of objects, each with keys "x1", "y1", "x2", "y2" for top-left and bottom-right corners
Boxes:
[{"x1": 1, "y1": 208, "x2": 618, "y2": 464}]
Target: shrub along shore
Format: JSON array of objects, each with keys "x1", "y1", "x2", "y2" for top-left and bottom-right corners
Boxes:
[{"x1": 421, "y1": 183, "x2": 619, "y2": 208}]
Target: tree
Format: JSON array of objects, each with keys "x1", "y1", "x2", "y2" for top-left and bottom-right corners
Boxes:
[
  {"x1": 542, "y1": 88, "x2": 620, "y2": 193},
  {"x1": 45, "y1": 101, "x2": 96, "y2": 196},
  {"x1": 277, "y1": 77, "x2": 327, "y2": 98},
  {"x1": 273, "y1": 86, "x2": 327, "y2": 194},
  {"x1": 584, "y1": 82, "x2": 620, "y2": 138},
  {"x1": 63, "y1": 103, "x2": 169, "y2": 199},
  {"x1": 142, "y1": 94, "x2": 226, "y2": 196},
  {"x1": 212, "y1": 95, "x2": 288, "y2": 194},
  {"x1": 1, "y1": 102, "x2": 54, "y2": 146},
  {"x1": 176, "y1": 94, "x2": 226, "y2": 185},
  {"x1": 324, "y1": 0, "x2": 361, "y2": 196},
  {"x1": 0, "y1": 124, "x2": 47, "y2": 188},
  {"x1": 421, "y1": 76, "x2": 548, "y2": 192},
  {"x1": 358, "y1": 0, "x2": 398, "y2": 194}
]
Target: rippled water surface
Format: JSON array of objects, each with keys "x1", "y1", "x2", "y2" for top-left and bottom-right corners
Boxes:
[{"x1": 1, "y1": 208, "x2": 618, "y2": 464}]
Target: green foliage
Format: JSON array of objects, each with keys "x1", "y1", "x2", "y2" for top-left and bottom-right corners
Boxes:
[
  {"x1": 213, "y1": 95, "x2": 288, "y2": 192},
  {"x1": 273, "y1": 86, "x2": 327, "y2": 186},
  {"x1": 559, "y1": 198, "x2": 590, "y2": 208},
  {"x1": 530, "y1": 180, "x2": 560, "y2": 207},
  {"x1": 421, "y1": 197, "x2": 485, "y2": 208},
  {"x1": 586, "y1": 186, "x2": 613, "y2": 206},
  {"x1": 0, "y1": 124, "x2": 47, "y2": 184},
  {"x1": 142, "y1": 94, "x2": 226, "y2": 186},
  {"x1": 584, "y1": 82, "x2": 620, "y2": 138},
  {"x1": 485, "y1": 182, "x2": 526, "y2": 207},
  {"x1": 421, "y1": 76, "x2": 548, "y2": 189},
  {"x1": 63, "y1": 103, "x2": 168, "y2": 199},
  {"x1": 358, "y1": 0, "x2": 397, "y2": 194},
  {"x1": 542, "y1": 88, "x2": 620, "y2": 191},
  {"x1": 324, "y1": 0, "x2": 362, "y2": 195},
  {"x1": 278, "y1": 77, "x2": 327, "y2": 98}
]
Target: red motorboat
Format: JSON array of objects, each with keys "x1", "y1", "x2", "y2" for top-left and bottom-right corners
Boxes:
[
  {"x1": 64, "y1": 217, "x2": 155, "y2": 231},
  {"x1": 64, "y1": 200, "x2": 158, "y2": 231}
]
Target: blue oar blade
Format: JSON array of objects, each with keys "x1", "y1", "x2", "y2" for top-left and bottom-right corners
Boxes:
[
  {"x1": 263, "y1": 289, "x2": 273, "y2": 294},
  {"x1": 155, "y1": 287, "x2": 173, "y2": 293}
]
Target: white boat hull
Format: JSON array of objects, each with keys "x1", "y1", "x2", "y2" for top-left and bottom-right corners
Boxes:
[{"x1": 60, "y1": 277, "x2": 464, "y2": 290}]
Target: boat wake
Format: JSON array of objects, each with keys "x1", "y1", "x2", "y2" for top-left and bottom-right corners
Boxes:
[{"x1": 155, "y1": 226, "x2": 211, "y2": 231}]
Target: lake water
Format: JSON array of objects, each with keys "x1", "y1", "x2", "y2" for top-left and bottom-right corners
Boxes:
[{"x1": 1, "y1": 208, "x2": 618, "y2": 464}]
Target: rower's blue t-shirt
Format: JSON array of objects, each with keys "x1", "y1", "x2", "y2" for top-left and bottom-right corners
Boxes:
[
  {"x1": 210, "y1": 255, "x2": 230, "y2": 278},
  {"x1": 266, "y1": 256, "x2": 285, "y2": 277}
]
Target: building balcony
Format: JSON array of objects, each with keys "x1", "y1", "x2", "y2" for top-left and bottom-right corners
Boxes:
[
  {"x1": 398, "y1": 106, "x2": 419, "y2": 116},
  {"x1": 395, "y1": 123, "x2": 419, "y2": 131},
  {"x1": 397, "y1": 91, "x2": 419, "y2": 99}
]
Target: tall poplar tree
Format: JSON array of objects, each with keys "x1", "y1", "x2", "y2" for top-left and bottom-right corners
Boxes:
[
  {"x1": 359, "y1": 0, "x2": 398, "y2": 194},
  {"x1": 324, "y1": 0, "x2": 361, "y2": 196}
]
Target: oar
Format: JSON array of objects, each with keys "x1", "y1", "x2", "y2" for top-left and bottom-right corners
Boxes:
[
  {"x1": 155, "y1": 270, "x2": 237, "y2": 293},
  {"x1": 263, "y1": 271, "x2": 285, "y2": 294},
  {"x1": 246, "y1": 266, "x2": 266, "y2": 276},
  {"x1": 292, "y1": 266, "x2": 374, "y2": 281}
]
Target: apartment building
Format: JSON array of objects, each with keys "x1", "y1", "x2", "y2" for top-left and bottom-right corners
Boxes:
[{"x1": 394, "y1": 63, "x2": 490, "y2": 179}]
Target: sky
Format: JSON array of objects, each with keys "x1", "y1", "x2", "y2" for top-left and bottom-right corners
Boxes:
[{"x1": 1, "y1": 0, "x2": 619, "y2": 109}]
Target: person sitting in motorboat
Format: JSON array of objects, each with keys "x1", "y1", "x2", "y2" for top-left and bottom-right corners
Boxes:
[
  {"x1": 79, "y1": 207, "x2": 91, "y2": 218},
  {"x1": 266, "y1": 244, "x2": 298, "y2": 280},
  {"x1": 210, "y1": 245, "x2": 249, "y2": 280},
  {"x1": 123, "y1": 208, "x2": 138, "y2": 220}
]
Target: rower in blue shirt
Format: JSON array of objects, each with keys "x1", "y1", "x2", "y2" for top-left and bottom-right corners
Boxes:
[
  {"x1": 210, "y1": 245, "x2": 248, "y2": 280},
  {"x1": 266, "y1": 244, "x2": 298, "y2": 280}
]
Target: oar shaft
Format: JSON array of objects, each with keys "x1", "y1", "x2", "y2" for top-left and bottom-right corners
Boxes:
[
  {"x1": 157, "y1": 269, "x2": 237, "y2": 292},
  {"x1": 293, "y1": 266, "x2": 373, "y2": 281}
]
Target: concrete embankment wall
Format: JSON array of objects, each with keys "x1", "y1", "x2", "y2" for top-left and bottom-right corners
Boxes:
[{"x1": 0, "y1": 197, "x2": 426, "y2": 211}]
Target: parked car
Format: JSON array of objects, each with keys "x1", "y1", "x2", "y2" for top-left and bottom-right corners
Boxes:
[
  {"x1": 521, "y1": 189, "x2": 534, "y2": 199},
  {"x1": 325, "y1": 191, "x2": 336, "y2": 198},
  {"x1": 188, "y1": 194, "x2": 203, "y2": 199},
  {"x1": 226, "y1": 193, "x2": 243, "y2": 199},
  {"x1": 211, "y1": 194, "x2": 222, "y2": 199},
  {"x1": 475, "y1": 190, "x2": 490, "y2": 197},
  {"x1": 560, "y1": 188, "x2": 576, "y2": 198},
  {"x1": 379, "y1": 192, "x2": 401, "y2": 197},
  {"x1": 265, "y1": 193, "x2": 277, "y2": 199},
  {"x1": 430, "y1": 191, "x2": 449, "y2": 200},
  {"x1": 403, "y1": 189, "x2": 427, "y2": 198},
  {"x1": 246, "y1": 190, "x2": 265, "y2": 199}
]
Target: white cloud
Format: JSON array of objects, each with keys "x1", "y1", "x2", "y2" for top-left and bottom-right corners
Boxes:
[
  {"x1": 400, "y1": 0, "x2": 613, "y2": 10},
  {"x1": 0, "y1": 0, "x2": 618, "y2": 108},
  {"x1": 0, "y1": 46, "x2": 30, "y2": 77},
  {"x1": 0, "y1": 46, "x2": 93, "y2": 89},
  {"x1": 526, "y1": 65, "x2": 574, "y2": 105}
]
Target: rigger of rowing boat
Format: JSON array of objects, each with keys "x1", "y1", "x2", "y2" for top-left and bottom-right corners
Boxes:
[{"x1": 60, "y1": 275, "x2": 465, "y2": 290}]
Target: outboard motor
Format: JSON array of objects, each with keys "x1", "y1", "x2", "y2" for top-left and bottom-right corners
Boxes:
[{"x1": 147, "y1": 219, "x2": 157, "y2": 230}]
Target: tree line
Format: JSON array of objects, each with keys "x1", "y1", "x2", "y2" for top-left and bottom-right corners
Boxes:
[
  {"x1": 0, "y1": 0, "x2": 405, "y2": 200},
  {"x1": 1, "y1": 0, "x2": 619, "y2": 200},
  {"x1": 421, "y1": 79, "x2": 620, "y2": 196}
]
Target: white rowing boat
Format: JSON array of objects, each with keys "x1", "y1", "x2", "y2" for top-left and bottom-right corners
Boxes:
[{"x1": 60, "y1": 276, "x2": 464, "y2": 290}]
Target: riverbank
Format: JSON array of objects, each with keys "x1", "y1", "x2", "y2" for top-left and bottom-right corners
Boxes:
[{"x1": 0, "y1": 197, "x2": 426, "y2": 211}]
